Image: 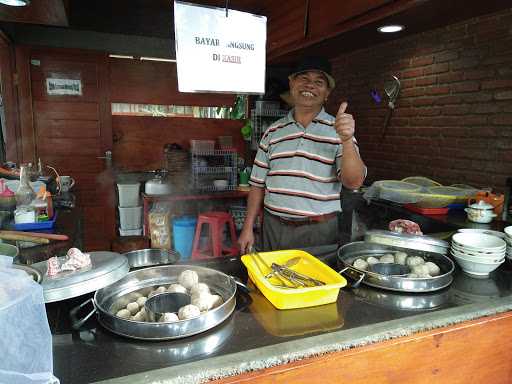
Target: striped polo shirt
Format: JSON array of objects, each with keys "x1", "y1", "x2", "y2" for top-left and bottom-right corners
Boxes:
[{"x1": 249, "y1": 108, "x2": 360, "y2": 218}]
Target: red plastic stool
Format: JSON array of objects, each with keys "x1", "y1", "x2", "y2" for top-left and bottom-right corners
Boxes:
[{"x1": 191, "y1": 211, "x2": 239, "y2": 259}]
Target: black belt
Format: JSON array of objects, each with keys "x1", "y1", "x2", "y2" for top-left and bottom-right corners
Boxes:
[{"x1": 276, "y1": 212, "x2": 338, "y2": 226}]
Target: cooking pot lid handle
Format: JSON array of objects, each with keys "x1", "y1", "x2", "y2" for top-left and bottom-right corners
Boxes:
[{"x1": 70, "y1": 297, "x2": 96, "y2": 330}]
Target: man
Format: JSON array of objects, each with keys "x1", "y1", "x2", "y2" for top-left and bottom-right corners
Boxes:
[{"x1": 238, "y1": 56, "x2": 366, "y2": 253}]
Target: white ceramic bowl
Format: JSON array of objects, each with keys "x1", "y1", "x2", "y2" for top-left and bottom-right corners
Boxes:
[
  {"x1": 453, "y1": 253, "x2": 504, "y2": 277},
  {"x1": 504, "y1": 226, "x2": 512, "y2": 238},
  {"x1": 457, "y1": 228, "x2": 506, "y2": 239},
  {"x1": 451, "y1": 232, "x2": 506, "y2": 252},
  {"x1": 450, "y1": 242, "x2": 505, "y2": 258},
  {"x1": 451, "y1": 248, "x2": 504, "y2": 264}
]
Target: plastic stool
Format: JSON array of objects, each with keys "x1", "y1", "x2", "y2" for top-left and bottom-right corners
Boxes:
[{"x1": 191, "y1": 211, "x2": 239, "y2": 259}]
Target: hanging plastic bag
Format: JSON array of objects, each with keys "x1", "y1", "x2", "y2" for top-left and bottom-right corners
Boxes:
[{"x1": 0, "y1": 268, "x2": 59, "y2": 384}]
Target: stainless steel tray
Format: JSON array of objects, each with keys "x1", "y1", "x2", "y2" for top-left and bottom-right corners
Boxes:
[
  {"x1": 337, "y1": 241, "x2": 454, "y2": 293},
  {"x1": 32, "y1": 251, "x2": 129, "y2": 303},
  {"x1": 365, "y1": 230, "x2": 449, "y2": 255},
  {"x1": 85, "y1": 265, "x2": 237, "y2": 340}
]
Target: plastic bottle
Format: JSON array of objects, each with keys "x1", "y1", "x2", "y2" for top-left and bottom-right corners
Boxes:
[{"x1": 15, "y1": 165, "x2": 36, "y2": 208}]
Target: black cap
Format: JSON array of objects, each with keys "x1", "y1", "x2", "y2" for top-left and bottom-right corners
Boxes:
[{"x1": 289, "y1": 56, "x2": 335, "y2": 88}]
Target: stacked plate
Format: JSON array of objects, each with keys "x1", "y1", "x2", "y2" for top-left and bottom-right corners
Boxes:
[
  {"x1": 451, "y1": 232, "x2": 506, "y2": 278},
  {"x1": 505, "y1": 226, "x2": 512, "y2": 260}
]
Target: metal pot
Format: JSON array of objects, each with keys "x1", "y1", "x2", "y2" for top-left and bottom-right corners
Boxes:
[
  {"x1": 71, "y1": 265, "x2": 238, "y2": 340},
  {"x1": 123, "y1": 248, "x2": 180, "y2": 269},
  {"x1": 337, "y1": 241, "x2": 454, "y2": 293}
]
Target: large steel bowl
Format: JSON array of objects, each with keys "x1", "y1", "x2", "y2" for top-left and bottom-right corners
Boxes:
[
  {"x1": 122, "y1": 248, "x2": 180, "y2": 269},
  {"x1": 337, "y1": 241, "x2": 454, "y2": 293},
  {"x1": 91, "y1": 265, "x2": 237, "y2": 340}
]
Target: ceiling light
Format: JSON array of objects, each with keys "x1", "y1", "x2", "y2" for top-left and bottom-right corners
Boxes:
[
  {"x1": 377, "y1": 24, "x2": 404, "y2": 33},
  {"x1": 0, "y1": 0, "x2": 30, "y2": 6}
]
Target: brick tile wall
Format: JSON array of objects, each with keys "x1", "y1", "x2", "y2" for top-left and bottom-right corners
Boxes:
[{"x1": 326, "y1": 8, "x2": 512, "y2": 192}]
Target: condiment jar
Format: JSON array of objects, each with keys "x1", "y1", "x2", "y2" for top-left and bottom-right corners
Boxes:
[{"x1": 464, "y1": 200, "x2": 497, "y2": 223}]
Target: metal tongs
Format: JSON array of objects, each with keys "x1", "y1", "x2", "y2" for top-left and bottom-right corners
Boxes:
[{"x1": 270, "y1": 262, "x2": 326, "y2": 287}]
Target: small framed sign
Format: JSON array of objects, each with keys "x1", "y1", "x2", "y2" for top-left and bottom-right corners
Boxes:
[{"x1": 46, "y1": 78, "x2": 82, "y2": 96}]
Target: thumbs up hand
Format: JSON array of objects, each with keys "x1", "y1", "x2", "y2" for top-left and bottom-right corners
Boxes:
[{"x1": 335, "y1": 101, "x2": 355, "y2": 143}]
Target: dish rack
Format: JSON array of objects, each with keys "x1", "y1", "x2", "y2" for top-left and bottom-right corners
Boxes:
[
  {"x1": 250, "y1": 108, "x2": 288, "y2": 150},
  {"x1": 191, "y1": 149, "x2": 238, "y2": 192}
]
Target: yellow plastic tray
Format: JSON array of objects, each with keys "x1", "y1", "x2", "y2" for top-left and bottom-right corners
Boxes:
[{"x1": 241, "y1": 250, "x2": 347, "y2": 310}]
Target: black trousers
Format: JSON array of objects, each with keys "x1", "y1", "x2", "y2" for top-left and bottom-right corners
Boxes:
[{"x1": 261, "y1": 210, "x2": 340, "y2": 251}]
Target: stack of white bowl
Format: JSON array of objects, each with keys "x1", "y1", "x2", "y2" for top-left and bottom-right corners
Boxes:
[
  {"x1": 504, "y1": 226, "x2": 512, "y2": 260},
  {"x1": 450, "y1": 232, "x2": 506, "y2": 278}
]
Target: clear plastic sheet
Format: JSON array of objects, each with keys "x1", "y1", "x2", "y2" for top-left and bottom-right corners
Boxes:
[
  {"x1": 0, "y1": 268, "x2": 59, "y2": 384},
  {"x1": 363, "y1": 180, "x2": 478, "y2": 208}
]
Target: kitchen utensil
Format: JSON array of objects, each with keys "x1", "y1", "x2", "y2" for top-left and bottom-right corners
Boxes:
[
  {"x1": 122, "y1": 248, "x2": 179, "y2": 269},
  {"x1": 145, "y1": 292, "x2": 191, "y2": 322},
  {"x1": 241, "y1": 249, "x2": 347, "y2": 309},
  {"x1": 250, "y1": 247, "x2": 295, "y2": 288},
  {"x1": 31, "y1": 251, "x2": 129, "y2": 303},
  {"x1": 381, "y1": 75, "x2": 400, "y2": 139},
  {"x1": 264, "y1": 256, "x2": 301, "y2": 278},
  {"x1": 0, "y1": 230, "x2": 68, "y2": 242},
  {"x1": 337, "y1": 242, "x2": 454, "y2": 292},
  {"x1": 70, "y1": 265, "x2": 238, "y2": 340},
  {"x1": 365, "y1": 230, "x2": 449, "y2": 255},
  {"x1": 270, "y1": 262, "x2": 326, "y2": 287}
]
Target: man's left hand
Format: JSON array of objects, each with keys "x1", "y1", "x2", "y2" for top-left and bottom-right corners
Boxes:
[{"x1": 335, "y1": 101, "x2": 355, "y2": 143}]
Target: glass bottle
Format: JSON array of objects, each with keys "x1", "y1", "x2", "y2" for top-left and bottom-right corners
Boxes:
[{"x1": 15, "y1": 164, "x2": 36, "y2": 207}]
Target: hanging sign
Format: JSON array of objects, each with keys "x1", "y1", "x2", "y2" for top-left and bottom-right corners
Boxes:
[{"x1": 174, "y1": 1, "x2": 267, "y2": 94}]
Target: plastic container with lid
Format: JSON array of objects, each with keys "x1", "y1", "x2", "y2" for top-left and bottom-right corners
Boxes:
[
  {"x1": 173, "y1": 216, "x2": 197, "y2": 259},
  {"x1": 118, "y1": 206, "x2": 143, "y2": 230},
  {"x1": 117, "y1": 182, "x2": 140, "y2": 207}
]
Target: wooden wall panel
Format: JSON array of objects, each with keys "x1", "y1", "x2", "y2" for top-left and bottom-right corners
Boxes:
[
  {"x1": 113, "y1": 115, "x2": 245, "y2": 171},
  {"x1": 109, "y1": 58, "x2": 236, "y2": 107},
  {"x1": 33, "y1": 100, "x2": 100, "y2": 120},
  {"x1": 0, "y1": 32, "x2": 20, "y2": 162},
  {"x1": 16, "y1": 46, "x2": 115, "y2": 251},
  {"x1": 36, "y1": 119, "x2": 100, "y2": 138}
]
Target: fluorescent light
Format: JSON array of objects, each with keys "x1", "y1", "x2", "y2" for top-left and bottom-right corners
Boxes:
[
  {"x1": 0, "y1": 0, "x2": 30, "y2": 5},
  {"x1": 140, "y1": 57, "x2": 177, "y2": 63},
  {"x1": 109, "y1": 54, "x2": 134, "y2": 59},
  {"x1": 377, "y1": 24, "x2": 405, "y2": 33}
]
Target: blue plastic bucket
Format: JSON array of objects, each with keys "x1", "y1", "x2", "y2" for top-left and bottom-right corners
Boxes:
[{"x1": 173, "y1": 216, "x2": 197, "y2": 259}]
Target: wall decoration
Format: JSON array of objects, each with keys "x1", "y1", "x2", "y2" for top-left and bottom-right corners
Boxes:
[{"x1": 46, "y1": 78, "x2": 82, "y2": 96}]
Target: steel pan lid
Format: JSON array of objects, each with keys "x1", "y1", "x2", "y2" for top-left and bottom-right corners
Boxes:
[
  {"x1": 32, "y1": 251, "x2": 129, "y2": 303},
  {"x1": 365, "y1": 230, "x2": 449, "y2": 254}
]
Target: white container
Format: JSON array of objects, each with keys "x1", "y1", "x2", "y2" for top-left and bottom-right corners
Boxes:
[
  {"x1": 117, "y1": 183, "x2": 141, "y2": 207},
  {"x1": 119, "y1": 228, "x2": 143, "y2": 236},
  {"x1": 119, "y1": 206, "x2": 143, "y2": 230}
]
